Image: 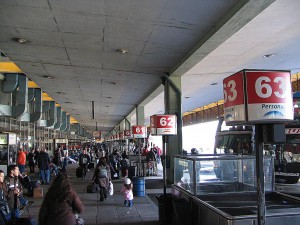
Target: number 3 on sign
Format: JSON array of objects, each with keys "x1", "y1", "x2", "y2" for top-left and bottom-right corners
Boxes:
[
  {"x1": 255, "y1": 76, "x2": 287, "y2": 99},
  {"x1": 223, "y1": 80, "x2": 237, "y2": 103}
]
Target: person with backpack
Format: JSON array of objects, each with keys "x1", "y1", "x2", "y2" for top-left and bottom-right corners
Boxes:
[
  {"x1": 120, "y1": 153, "x2": 130, "y2": 178},
  {"x1": 78, "y1": 148, "x2": 90, "y2": 180},
  {"x1": 92, "y1": 157, "x2": 111, "y2": 202}
]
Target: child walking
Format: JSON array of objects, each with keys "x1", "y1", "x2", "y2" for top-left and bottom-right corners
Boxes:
[{"x1": 121, "y1": 178, "x2": 133, "y2": 207}]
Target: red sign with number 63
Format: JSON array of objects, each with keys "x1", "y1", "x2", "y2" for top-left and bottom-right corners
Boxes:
[{"x1": 223, "y1": 70, "x2": 293, "y2": 124}]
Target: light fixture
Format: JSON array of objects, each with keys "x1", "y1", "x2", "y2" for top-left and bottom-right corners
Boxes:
[
  {"x1": 263, "y1": 54, "x2": 275, "y2": 58},
  {"x1": 57, "y1": 91, "x2": 65, "y2": 94},
  {"x1": 92, "y1": 101, "x2": 95, "y2": 119},
  {"x1": 294, "y1": 104, "x2": 299, "y2": 108},
  {"x1": 65, "y1": 101, "x2": 71, "y2": 104},
  {"x1": 211, "y1": 83, "x2": 218, "y2": 86},
  {"x1": 12, "y1": 37, "x2": 28, "y2": 44},
  {"x1": 110, "y1": 82, "x2": 117, "y2": 85},
  {"x1": 185, "y1": 96, "x2": 191, "y2": 99},
  {"x1": 116, "y1": 49, "x2": 129, "y2": 54},
  {"x1": 42, "y1": 75, "x2": 54, "y2": 79}
]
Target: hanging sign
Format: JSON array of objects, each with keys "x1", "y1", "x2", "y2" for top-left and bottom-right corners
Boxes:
[
  {"x1": 223, "y1": 70, "x2": 293, "y2": 125},
  {"x1": 123, "y1": 129, "x2": 132, "y2": 139},
  {"x1": 132, "y1": 125, "x2": 147, "y2": 138},
  {"x1": 150, "y1": 114, "x2": 177, "y2": 135},
  {"x1": 223, "y1": 71, "x2": 246, "y2": 123},
  {"x1": 92, "y1": 131, "x2": 101, "y2": 138},
  {"x1": 285, "y1": 128, "x2": 300, "y2": 134}
]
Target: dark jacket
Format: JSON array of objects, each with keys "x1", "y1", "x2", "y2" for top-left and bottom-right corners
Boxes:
[
  {"x1": 4, "y1": 176, "x2": 23, "y2": 209},
  {"x1": 39, "y1": 190, "x2": 84, "y2": 225},
  {"x1": 79, "y1": 153, "x2": 90, "y2": 167},
  {"x1": 93, "y1": 165, "x2": 111, "y2": 189},
  {"x1": 38, "y1": 151, "x2": 51, "y2": 170},
  {"x1": 28, "y1": 152, "x2": 35, "y2": 163}
]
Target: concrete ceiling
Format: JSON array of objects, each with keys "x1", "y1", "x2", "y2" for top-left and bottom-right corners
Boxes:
[{"x1": 1, "y1": 0, "x2": 300, "y2": 135}]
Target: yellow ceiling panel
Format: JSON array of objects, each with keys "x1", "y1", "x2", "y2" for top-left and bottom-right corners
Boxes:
[
  {"x1": 70, "y1": 116, "x2": 78, "y2": 124},
  {"x1": 0, "y1": 62, "x2": 22, "y2": 73},
  {"x1": 42, "y1": 92, "x2": 54, "y2": 101},
  {"x1": 28, "y1": 80, "x2": 39, "y2": 88}
]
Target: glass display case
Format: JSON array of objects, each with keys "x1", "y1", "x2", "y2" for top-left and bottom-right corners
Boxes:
[
  {"x1": 0, "y1": 133, "x2": 17, "y2": 174},
  {"x1": 174, "y1": 154, "x2": 274, "y2": 195}
]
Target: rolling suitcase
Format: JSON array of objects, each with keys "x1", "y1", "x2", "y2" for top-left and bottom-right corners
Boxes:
[{"x1": 76, "y1": 167, "x2": 83, "y2": 178}]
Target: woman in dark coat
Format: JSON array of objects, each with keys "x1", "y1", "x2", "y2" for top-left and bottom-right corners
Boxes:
[
  {"x1": 39, "y1": 174, "x2": 84, "y2": 225},
  {"x1": 93, "y1": 157, "x2": 111, "y2": 201}
]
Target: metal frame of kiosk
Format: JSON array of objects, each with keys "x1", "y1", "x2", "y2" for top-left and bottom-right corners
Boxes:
[{"x1": 172, "y1": 154, "x2": 300, "y2": 225}]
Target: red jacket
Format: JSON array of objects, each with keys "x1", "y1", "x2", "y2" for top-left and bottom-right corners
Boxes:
[{"x1": 17, "y1": 151, "x2": 26, "y2": 165}]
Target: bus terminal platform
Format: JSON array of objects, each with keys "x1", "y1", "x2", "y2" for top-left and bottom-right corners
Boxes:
[{"x1": 24, "y1": 163, "x2": 166, "y2": 225}]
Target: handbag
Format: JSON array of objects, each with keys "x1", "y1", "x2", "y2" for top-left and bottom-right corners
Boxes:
[
  {"x1": 75, "y1": 214, "x2": 84, "y2": 225},
  {"x1": 0, "y1": 203, "x2": 11, "y2": 221},
  {"x1": 108, "y1": 181, "x2": 114, "y2": 196},
  {"x1": 87, "y1": 182, "x2": 99, "y2": 193}
]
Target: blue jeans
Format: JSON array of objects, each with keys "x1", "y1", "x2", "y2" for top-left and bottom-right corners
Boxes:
[
  {"x1": 124, "y1": 200, "x2": 133, "y2": 207},
  {"x1": 18, "y1": 165, "x2": 25, "y2": 174},
  {"x1": 40, "y1": 170, "x2": 50, "y2": 183}
]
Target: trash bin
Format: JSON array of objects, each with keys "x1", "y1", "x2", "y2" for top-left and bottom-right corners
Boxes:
[
  {"x1": 156, "y1": 194, "x2": 172, "y2": 225},
  {"x1": 128, "y1": 166, "x2": 136, "y2": 179},
  {"x1": 132, "y1": 176, "x2": 145, "y2": 196}
]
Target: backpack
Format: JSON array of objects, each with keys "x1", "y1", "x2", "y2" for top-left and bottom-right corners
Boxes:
[{"x1": 99, "y1": 166, "x2": 108, "y2": 178}]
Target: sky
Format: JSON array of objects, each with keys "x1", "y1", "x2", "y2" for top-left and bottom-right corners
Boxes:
[
  {"x1": 182, "y1": 120, "x2": 219, "y2": 154},
  {"x1": 149, "y1": 120, "x2": 220, "y2": 154}
]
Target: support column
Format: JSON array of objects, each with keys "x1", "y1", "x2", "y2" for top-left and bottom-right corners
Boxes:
[
  {"x1": 162, "y1": 75, "x2": 182, "y2": 183},
  {"x1": 136, "y1": 105, "x2": 145, "y2": 126}
]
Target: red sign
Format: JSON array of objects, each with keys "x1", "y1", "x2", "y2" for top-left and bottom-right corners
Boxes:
[
  {"x1": 286, "y1": 128, "x2": 300, "y2": 134},
  {"x1": 132, "y1": 125, "x2": 147, "y2": 138},
  {"x1": 150, "y1": 114, "x2": 177, "y2": 135},
  {"x1": 223, "y1": 71, "x2": 245, "y2": 108},
  {"x1": 245, "y1": 71, "x2": 291, "y2": 104},
  {"x1": 119, "y1": 133, "x2": 124, "y2": 140},
  {"x1": 123, "y1": 130, "x2": 132, "y2": 139},
  {"x1": 223, "y1": 70, "x2": 293, "y2": 125},
  {"x1": 223, "y1": 71, "x2": 246, "y2": 123}
]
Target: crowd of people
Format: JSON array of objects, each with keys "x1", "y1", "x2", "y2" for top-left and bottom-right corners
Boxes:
[{"x1": 0, "y1": 142, "x2": 163, "y2": 225}]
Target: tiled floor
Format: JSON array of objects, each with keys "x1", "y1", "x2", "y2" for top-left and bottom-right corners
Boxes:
[{"x1": 24, "y1": 164, "x2": 162, "y2": 225}]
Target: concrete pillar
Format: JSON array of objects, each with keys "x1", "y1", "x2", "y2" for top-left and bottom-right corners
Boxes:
[{"x1": 163, "y1": 75, "x2": 182, "y2": 184}]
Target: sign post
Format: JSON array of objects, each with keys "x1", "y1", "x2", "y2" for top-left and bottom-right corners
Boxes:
[
  {"x1": 132, "y1": 126, "x2": 147, "y2": 176},
  {"x1": 223, "y1": 70, "x2": 293, "y2": 225},
  {"x1": 150, "y1": 114, "x2": 177, "y2": 225}
]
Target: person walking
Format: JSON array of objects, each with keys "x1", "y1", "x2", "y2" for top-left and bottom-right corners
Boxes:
[
  {"x1": 79, "y1": 148, "x2": 90, "y2": 180},
  {"x1": 121, "y1": 178, "x2": 133, "y2": 207},
  {"x1": 39, "y1": 173, "x2": 84, "y2": 225},
  {"x1": 37, "y1": 148, "x2": 51, "y2": 185},
  {"x1": 27, "y1": 149, "x2": 35, "y2": 173},
  {"x1": 92, "y1": 157, "x2": 110, "y2": 202},
  {"x1": 17, "y1": 148, "x2": 26, "y2": 174}
]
